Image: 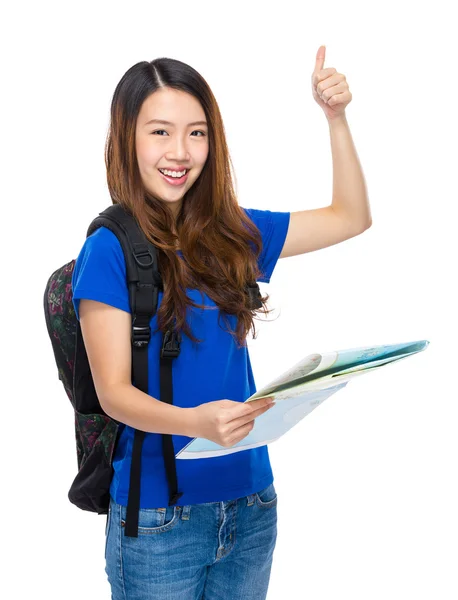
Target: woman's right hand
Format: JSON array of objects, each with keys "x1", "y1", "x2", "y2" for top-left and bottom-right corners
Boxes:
[{"x1": 187, "y1": 397, "x2": 275, "y2": 448}]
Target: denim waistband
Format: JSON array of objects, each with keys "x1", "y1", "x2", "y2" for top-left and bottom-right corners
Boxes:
[{"x1": 175, "y1": 492, "x2": 257, "y2": 520}]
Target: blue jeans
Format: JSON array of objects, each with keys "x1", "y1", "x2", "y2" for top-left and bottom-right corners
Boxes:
[{"x1": 105, "y1": 482, "x2": 278, "y2": 599}]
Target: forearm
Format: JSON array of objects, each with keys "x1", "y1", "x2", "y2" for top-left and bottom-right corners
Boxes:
[
  {"x1": 101, "y1": 383, "x2": 195, "y2": 437},
  {"x1": 327, "y1": 114, "x2": 372, "y2": 229}
]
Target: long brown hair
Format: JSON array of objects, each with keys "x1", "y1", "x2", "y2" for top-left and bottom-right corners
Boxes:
[{"x1": 105, "y1": 57, "x2": 274, "y2": 349}]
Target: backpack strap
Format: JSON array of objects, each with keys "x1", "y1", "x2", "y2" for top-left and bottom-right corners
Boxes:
[{"x1": 87, "y1": 204, "x2": 183, "y2": 538}]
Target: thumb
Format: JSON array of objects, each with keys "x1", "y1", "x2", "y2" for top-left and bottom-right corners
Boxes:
[{"x1": 314, "y1": 45, "x2": 326, "y2": 73}]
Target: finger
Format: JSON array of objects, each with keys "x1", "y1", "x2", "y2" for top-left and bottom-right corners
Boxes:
[
  {"x1": 249, "y1": 397, "x2": 274, "y2": 408},
  {"x1": 313, "y1": 68, "x2": 337, "y2": 89},
  {"x1": 255, "y1": 404, "x2": 275, "y2": 416},
  {"x1": 322, "y1": 81, "x2": 348, "y2": 103},
  {"x1": 249, "y1": 403, "x2": 275, "y2": 423},
  {"x1": 230, "y1": 421, "x2": 253, "y2": 444},
  {"x1": 236, "y1": 398, "x2": 273, "y2": 421},
  {"x1": 314, "y1": 45, "x2": 326, "y2": 76},
  {"x1": 232, "y1": 403, "x2": 274, "y2": 429}
]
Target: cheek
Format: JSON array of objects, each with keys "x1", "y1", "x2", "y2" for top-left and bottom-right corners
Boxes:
[
  {"x1": 136, "y1": 140, "x2": 161, "y2": 168},
  {"x1": 196, "y1": 143, "x2": 209, "y2": 166}
]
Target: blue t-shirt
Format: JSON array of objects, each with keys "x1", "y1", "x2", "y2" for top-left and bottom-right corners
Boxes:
[{"x1": 72, "y1": 207, "x2": 290, "y2": 508}]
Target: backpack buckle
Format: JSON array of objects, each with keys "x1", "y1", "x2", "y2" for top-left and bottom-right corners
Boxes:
[
  {"x1": 132, "y1": 244, "x2": 154, "y2": 268},
  {"x1": 161, "y1": 329, "x2": 181, "y2": 359},
  {"x1": 131, "y1": 320, "x2": 151, "y2": 348}
]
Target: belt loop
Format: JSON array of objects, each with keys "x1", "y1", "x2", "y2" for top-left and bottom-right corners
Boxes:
[
  {"x1": 180, "y1": 505, "x2": 191, "y2": 520},
  {"x1": 246, "y1": 493, "x2": 256, "y2": 507}
]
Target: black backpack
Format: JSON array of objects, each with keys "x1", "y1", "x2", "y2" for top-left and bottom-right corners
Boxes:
[{"x1": 43, "y1": 203, "x2": 263, "y2": 537}]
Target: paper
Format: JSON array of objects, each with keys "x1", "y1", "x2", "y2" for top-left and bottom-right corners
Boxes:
[{"x1": 175, "y1": 339, "x2": 429, "y2": 460}]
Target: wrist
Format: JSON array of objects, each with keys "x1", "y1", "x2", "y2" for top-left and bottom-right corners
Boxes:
[
  {"x1": 327, "y1": 113, "x2": 348, "y2": 128},
  {"x1": 181, "y1": 407, "x2": 198, "y2": 438}
]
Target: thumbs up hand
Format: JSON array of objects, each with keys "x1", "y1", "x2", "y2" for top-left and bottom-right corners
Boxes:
[{"x1": 312, "y1": 45, "x2": 352, "y2": 121}]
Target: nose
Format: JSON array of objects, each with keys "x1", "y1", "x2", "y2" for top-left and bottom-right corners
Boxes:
[{"x1": 166, "y1": 135, "x2": 191, "y2": 162}]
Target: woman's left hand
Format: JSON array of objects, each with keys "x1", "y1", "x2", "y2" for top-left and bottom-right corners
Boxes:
[{"x1": 312, "y1": 45, "x2": 352, "y2": 121}]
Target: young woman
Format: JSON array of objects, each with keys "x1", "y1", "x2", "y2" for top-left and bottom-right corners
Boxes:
[{"x1": 72, "y1": 49, "x2": 371, "y2": 599}]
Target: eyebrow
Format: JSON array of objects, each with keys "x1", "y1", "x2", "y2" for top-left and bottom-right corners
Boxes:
[{"x1": 144, "y1": 119, "x2": 208, "y2": 127}]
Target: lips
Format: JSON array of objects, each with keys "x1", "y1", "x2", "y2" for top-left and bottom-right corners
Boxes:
[
  {"x1": 158, "y1": 168, "x2": 189, "y2": 176},
  {"x1": 158, "y1": 169, "x2": 189, "y2": 186}
]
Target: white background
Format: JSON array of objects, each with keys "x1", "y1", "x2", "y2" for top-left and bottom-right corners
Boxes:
[{"x1": 2, "y1": 1, "x2": 457, "y2": 598}]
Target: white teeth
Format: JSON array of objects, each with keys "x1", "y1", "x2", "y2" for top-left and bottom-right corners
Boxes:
[{"x1": 159, "y1": 169, "x2": 187, "y2": 178}]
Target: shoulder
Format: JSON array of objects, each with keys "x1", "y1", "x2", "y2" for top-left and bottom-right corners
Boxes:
[
  {"x1": 72, "y1": 226, "x2": 130, "y2": 318},
  {"x1": 241, "y1": 206, "x2": 269, "y2": 226},
  {"x1": 76, "y1": 226, "x2": 124, "y2": 265},
  {"x1": 241, "y1": 207, "x2": 290, "y2": 232},
  {"x1": 240, "y1": 206, "x2": 291, "y2": 283},
  {"x1": 85, "y1": 225, "x2": 122, "y2": 251},
  {"x1": 73, "y1": 225, "x2": 127, "y2": 284}
]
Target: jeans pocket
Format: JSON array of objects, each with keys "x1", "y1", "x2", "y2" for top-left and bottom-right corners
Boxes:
[
  {"x1": 120, "y1": 504, "x2": 181, "y2": 534},
  {"x1": 255, "y1": 482, "x2": 278, "y2": 508}
]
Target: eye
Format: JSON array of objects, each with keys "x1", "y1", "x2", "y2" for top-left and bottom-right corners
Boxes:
[{"x1": 151, "y1": 130, "x2": 206, "y2": 137}]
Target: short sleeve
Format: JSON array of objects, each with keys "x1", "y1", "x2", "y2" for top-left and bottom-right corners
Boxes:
[
  {"x1": 242, "y1": 207, "x2": 291, "y2": 283},
  {"x1": 71, "y1": 226, "x2": 131, "y2": 321}
]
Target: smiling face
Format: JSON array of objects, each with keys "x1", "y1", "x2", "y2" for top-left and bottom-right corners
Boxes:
[{"x1": 135, "y1": 87, "x2": 210, "y2": 220}]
